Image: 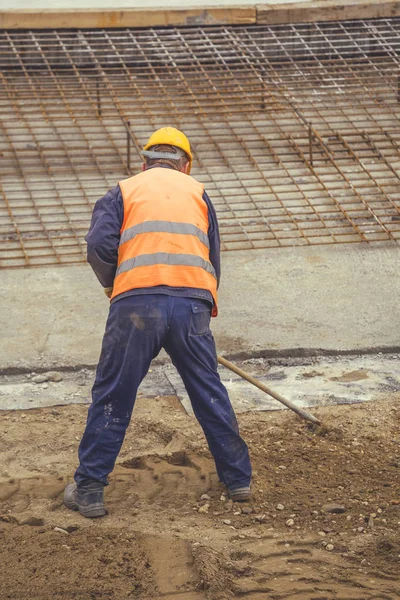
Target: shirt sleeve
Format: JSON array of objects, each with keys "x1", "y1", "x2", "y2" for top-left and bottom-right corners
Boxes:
[
  {"x1": 202, "y1": 190, "x2": 221, "y2": 289},
  {"x1": 85, "y1": 185, "x2": 124, "y2": 288}
]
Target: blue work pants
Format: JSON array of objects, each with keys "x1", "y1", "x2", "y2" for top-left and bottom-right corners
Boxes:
[{"x1": 75, "y1": 295, "x2": 251, "y2": 491}]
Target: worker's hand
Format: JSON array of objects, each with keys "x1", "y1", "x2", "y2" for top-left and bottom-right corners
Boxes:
[{"x1": 104, "y1": 287, "x2": 113, "y2": 298}]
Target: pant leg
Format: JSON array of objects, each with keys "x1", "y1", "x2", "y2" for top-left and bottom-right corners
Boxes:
[
  {"x1": 75, "y1": 294, "x2": 168, "y2": 485},
  {"x1": 163, "y1": 297, "x2": 251, "y2": 490}
]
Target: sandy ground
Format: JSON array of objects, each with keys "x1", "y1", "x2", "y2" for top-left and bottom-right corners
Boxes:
[{"x1": 0, "y1": 380, "x2": 399, "y2": 600}]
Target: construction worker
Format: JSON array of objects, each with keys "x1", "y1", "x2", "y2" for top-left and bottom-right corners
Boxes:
[{"x1": 64, "y1": 127, "x2": 252, "y2": 518}]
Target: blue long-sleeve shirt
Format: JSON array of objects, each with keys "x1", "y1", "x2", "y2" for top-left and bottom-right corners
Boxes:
[{"x1": 85, "y1": 166, "x2": 221, "y2": 307}]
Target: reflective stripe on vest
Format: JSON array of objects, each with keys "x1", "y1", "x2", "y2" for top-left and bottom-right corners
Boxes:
[
  {"x1": 116, "y1": 252, "x2": 216, "y2": 278},
  {"x1": 120, "y1": 220, "x2": 210, "y2": 249},
  {"x1": 112, "y1": 168, "x2": 218, "y2": 307}
]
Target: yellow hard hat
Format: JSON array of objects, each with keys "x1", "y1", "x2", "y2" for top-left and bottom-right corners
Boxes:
[{"x1": 143, "y1": 127, "x2": 193, "y2": 173}]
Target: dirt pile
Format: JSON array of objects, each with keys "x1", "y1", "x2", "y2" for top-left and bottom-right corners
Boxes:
[{"x1": 0, "y1": 390, "x2": 399, "y2": 599}]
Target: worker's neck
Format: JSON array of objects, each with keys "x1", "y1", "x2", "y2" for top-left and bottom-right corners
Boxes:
[{"x1": 145, "y1": 163, "x2": 180, "y2": 172}]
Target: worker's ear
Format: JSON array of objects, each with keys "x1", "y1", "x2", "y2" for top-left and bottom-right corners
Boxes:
[
  {"x1": 181, "y1": 161, "x2": 190, "y2": 174},
  {"x1": 142, "y1": 163, "x2": 146, "y2": 171}
]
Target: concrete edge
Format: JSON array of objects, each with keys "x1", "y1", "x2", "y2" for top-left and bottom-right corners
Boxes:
[
  {"x1": 1, "y1": 345, "x2": 399, "y2": 376},
  {"x1": 1, "y1": 0, "x2": 400, "y2": 29}
]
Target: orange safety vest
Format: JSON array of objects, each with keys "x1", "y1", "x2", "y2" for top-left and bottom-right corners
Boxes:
[{"x1": 112, "y1": 167, "x2": 218, "y2": 310}]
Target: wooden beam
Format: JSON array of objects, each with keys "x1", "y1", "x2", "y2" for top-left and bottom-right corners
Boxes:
[
  {"x1": 257, "y1": 0, "x2": 400, "y2": 25},
  {"x1": 1, "y1": 1, "x2": 398, "y2": 31},
  {"x1": 0, "y1": 7, "x2": 256, "y2": 29}
]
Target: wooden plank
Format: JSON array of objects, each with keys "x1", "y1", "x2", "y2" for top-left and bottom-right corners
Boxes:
[
  {"x1": 0, "y1": 7, "x2": 256, "y2": 29},
  {"x1": 2, "y1": 1, "x2": 397, "y2": 30},
  {"x1": 257, "y1": 0, "x2": 400, "y2": 25}
]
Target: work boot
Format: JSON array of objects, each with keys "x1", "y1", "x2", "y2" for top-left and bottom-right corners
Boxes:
[
  {"x1": 63, "y1": 480, "x2": 106, "y2": 518},
  {"x1": 229, "y1": 486, "x2": 251, "y2": 502}
]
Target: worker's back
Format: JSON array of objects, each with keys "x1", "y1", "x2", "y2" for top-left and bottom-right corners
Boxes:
[{"x1": 112, "y1": 167, "x2": 218, "y2": 305}]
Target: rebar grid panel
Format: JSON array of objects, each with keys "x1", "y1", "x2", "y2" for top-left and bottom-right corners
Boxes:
[{"x1": 1, "y1": 19, "x2": 400, "y2": 268}]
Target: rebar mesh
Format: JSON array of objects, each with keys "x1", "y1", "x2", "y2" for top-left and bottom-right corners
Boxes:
[{"x1": 1, "y1": 18, "x2": 400, "y2": 268}]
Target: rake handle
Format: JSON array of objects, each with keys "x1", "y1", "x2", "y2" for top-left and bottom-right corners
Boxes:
[{"x1": 217, "y1": 355, "x2": 321, "y2": 426}]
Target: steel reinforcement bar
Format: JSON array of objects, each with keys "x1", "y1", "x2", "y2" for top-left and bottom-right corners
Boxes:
[{"x1": 1, "y1": 18, "x2": 400, "y2": 268}]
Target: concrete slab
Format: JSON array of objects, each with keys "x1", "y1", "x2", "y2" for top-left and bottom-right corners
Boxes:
[
  {"x1": 0, "y1": 367, "x2": 174, "y2": 411},
  {"x1": 1, "y1": 242, "x2": 399, "y2": 371},
  {"x1": 1, "y1": 354, "x2": 399, "y2": 415},
  {"x1": 6, "y1": 0, "x2": 309, "y2": 6},
  {"x1": 166, "y1": 354, "x2": 400, "y2": 415}
]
